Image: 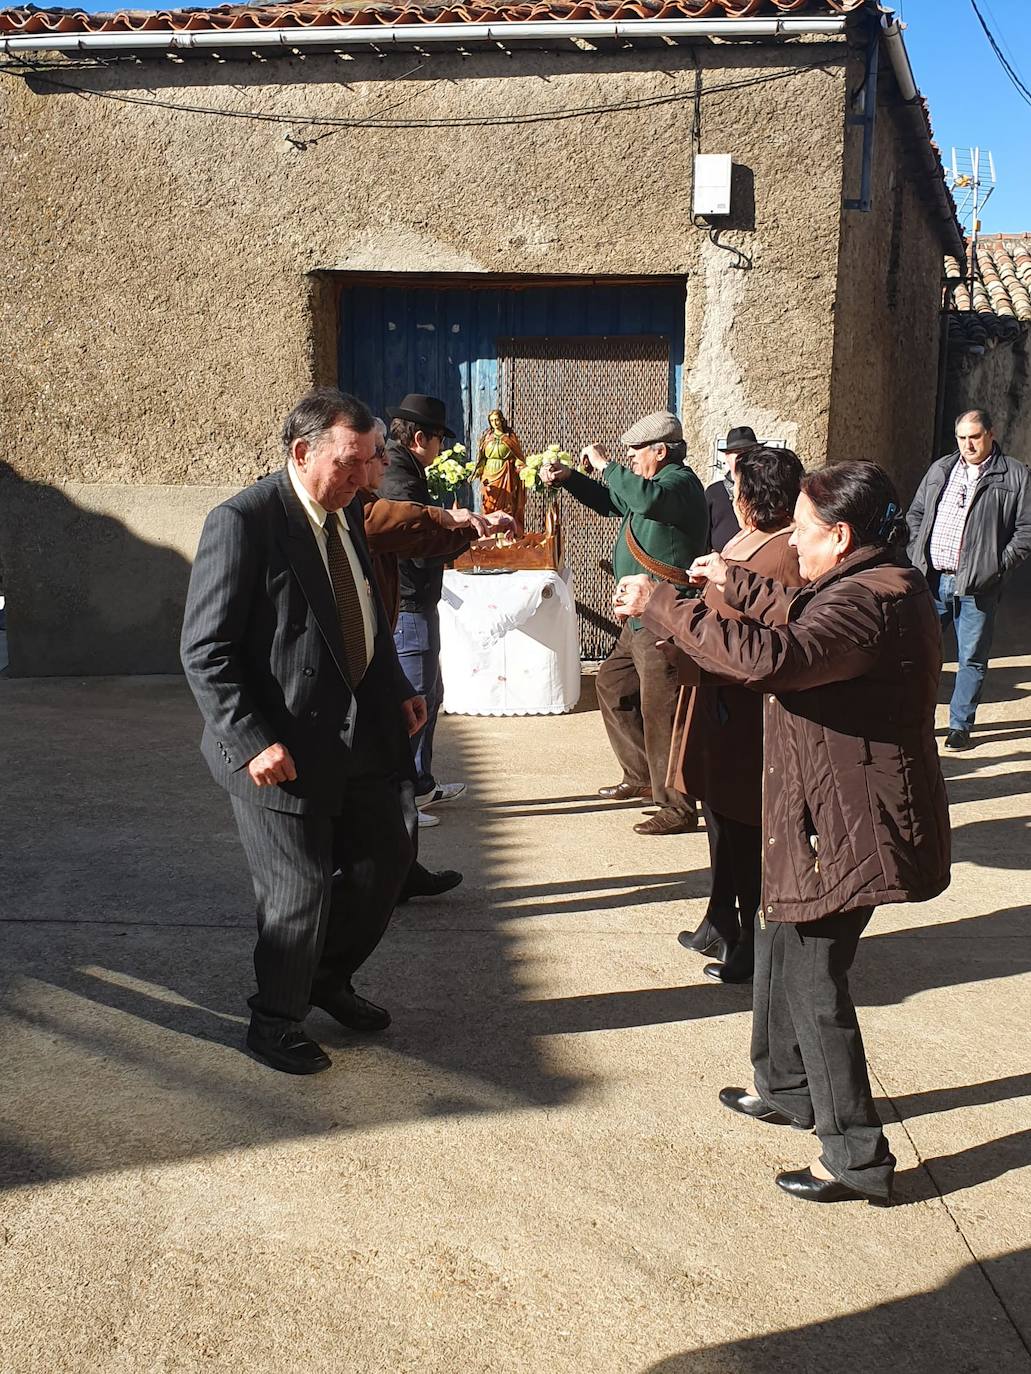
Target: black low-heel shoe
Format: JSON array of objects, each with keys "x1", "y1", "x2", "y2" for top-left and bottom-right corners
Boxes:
[
  {"x1": 775, "y1": 1166, "x2": 893, "y2": 1206},
  {"x1": 719, "y1": 1086, "x2": 810, "y2": 1130},
  {"x1": 678, "y1": 922, "x2": 730, "y2": 963},
  {"x1": 703, "y1": 943, "x2": 753, "y2": 983}
]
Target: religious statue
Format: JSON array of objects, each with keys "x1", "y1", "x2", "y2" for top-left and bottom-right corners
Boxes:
[{"x1": 475, "y1": 408, "x2": 526, "y2": 524}]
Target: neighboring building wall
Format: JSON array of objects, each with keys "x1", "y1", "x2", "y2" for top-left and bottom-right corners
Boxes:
[
  {"x1": 2, "y1": 41, "x2": 849, "y2": 672},
  {"x1": 827, "y1": 43, "x2": 947, "y2": 501},
  {"x1": 944, "y1": 329, "x2": 1031, "y2": 461}
]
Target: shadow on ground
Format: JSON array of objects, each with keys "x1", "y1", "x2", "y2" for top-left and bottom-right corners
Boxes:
[{"x1": 641, "y1": 1246, "x2": 1031, "y2": 1371}]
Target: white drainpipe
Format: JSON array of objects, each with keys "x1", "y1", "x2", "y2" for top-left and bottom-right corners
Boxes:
[{"x1": 1, "y1": 16, "x2": 848, "y2": 55}]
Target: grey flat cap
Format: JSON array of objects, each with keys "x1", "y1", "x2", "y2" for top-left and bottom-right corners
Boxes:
[{"x1": 620, "y1": 410, "x2": 683, "y2": 446}]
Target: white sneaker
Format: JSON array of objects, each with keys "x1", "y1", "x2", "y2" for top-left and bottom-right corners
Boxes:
[
  {"x1": 417, "y1": 810, "x2": 440, "y2": 828},
  {"x1": 416, "y1": 782, "x2": 467, "y2": 809}
]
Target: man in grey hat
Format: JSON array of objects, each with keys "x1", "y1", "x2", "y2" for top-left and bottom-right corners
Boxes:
[{"x1": 542, "y1": 410, "x2": 707, "y2": 834}]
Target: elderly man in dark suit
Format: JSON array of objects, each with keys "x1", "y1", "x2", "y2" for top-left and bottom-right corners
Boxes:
[{"x1": 181, "y1": 388, "x2": 425, "y2": 1075}]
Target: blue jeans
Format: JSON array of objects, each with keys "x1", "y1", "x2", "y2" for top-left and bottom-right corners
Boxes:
[
  {"x1": 931, "y1": 571, "x2": 1000, "y2": 731},
  {"x1": 394, "y1": 607, "x2": 442, "y2": 795}
]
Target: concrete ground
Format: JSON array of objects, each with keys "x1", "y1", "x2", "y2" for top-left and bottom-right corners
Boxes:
[{"x1": 1, "y1": 662, "x2": 1029, "y2": 1373}]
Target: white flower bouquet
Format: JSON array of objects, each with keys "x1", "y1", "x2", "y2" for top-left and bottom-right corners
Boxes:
[{"x1": 426, "y1": 444, "x2": 475, "y2": 502}]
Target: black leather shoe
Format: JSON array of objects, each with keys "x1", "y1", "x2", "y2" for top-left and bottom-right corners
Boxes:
[
  {"x1": 944, "y1": 729, "x2": 973, "y2": 751},
  {"x1": 681, "y1": 929, "x2": 731, "y2": 963},
  {"x1": 398, "y1": 865, "x2": 463, "y2": 902},
  {"x1": 312, "y1": 988, "x2": 391, "y2": 1033},
  {"x1": 775, "y1": 1166, "x2": 892, "y2": 1206},
  {"x1": 679, "y1": 925, "x2": 731, "y2": 963},
  {"x1": 245, "y1": 1024, "x2": 331, "y2": 1075},
  {"x1": 703, "y1": 942, "x2": 754, "y2": 983},
  {"x1": 719, "y1": 1086, "x2": 809, "y2": 1130},
  {"x1": 598, "y1": 781, "x2": 652, "y2": 801}
]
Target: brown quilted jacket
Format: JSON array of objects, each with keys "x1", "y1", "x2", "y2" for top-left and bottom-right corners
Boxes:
[{"x1": 644, "y1": 547, "x2": 951, "y2": 922}]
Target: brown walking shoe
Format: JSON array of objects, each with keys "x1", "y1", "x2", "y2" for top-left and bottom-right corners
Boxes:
[
  {"x1": 598, "y1": 782, "x2": 652, "y2": 801},
  {"x1": 633, "y1": 807, "x2": 698, "y2": 835}
]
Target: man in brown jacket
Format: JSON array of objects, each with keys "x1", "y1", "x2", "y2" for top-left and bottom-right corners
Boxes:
[{"x1": 361, "y1": 419, "x2": 513, "y2": 898}]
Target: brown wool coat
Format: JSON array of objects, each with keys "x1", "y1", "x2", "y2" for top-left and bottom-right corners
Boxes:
[
  {"x1": 360, "y1": 491, "x2": 473, "y2": 629},
  {"x1": 666, "y1": 527, "x2": 801, "y2": 825},
  {"x1": 644, "y1": 547, "x2": 951, "y2": 922}
]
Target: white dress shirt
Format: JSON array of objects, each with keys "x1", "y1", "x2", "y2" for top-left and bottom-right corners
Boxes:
[{"x1": 287, "y1": 459, "x2": 376, "y2": 671}]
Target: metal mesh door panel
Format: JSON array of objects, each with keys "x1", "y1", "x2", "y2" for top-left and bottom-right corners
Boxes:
[{"x1": 499, "y1": 335, "x2": 671, "y2": 659}]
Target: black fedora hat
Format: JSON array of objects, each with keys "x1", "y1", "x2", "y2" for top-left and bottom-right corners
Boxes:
[
  {"x1": 387, "y1": 393, "x2": 455, "y2": 439},
  {"x1": 718, "y1": 425, "x2": 759, "y2": 453}
]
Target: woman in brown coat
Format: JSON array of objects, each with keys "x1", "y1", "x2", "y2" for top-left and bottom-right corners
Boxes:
[
  {"x1": 616, "y1": 461, "x2": 950, "y2": 1206},
  {"x1": 670, "y1": 446, "x2": 804, "y2": 984}
]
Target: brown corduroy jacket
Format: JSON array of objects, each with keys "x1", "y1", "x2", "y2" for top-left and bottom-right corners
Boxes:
[
  {"x1": 360, "y1": 491, "x2": 474, "y2": 629},
  {"x1": 644, "y1": 547, "x2": 951, "y2": 923}
]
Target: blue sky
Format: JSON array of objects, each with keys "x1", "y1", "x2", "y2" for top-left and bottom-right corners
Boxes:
[
  {"x1": 65, "y1": 0, "x2": 1029, "y2": 231},
  {"x1": 900, "y1": 0, "x2": 1030, "y2": 233}
]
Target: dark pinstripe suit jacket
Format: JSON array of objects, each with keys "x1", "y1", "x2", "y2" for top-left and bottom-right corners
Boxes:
[{"x1": 181, "y1": 467, "x2": 415, "y2": 816}]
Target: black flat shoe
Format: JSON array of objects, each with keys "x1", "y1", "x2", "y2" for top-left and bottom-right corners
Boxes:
[
  {"x1": 678, "y1": 919, "x2": 730, "y2": 962},
  {"x1": 311, "y1": 988, "x2": 391, "y2": 1033},
  {"x1": 398, "y1": 865, "x2": 463, "y2": 902},
  {"x1": 703, "y1": 945, "x2": 753, "y2": 984},
  {"x1": 943, "y1": 728, "x2": 973, "y2": 751},
  {"x1": 775, "y1": 1166, "x2": 892, "y2": 1206},
  {"x1": 246, "y1": 1024, "x2": 331, "y2": 1075},
  {"x1": 718, "y1": 1087, "x2": 810, "y2": 1130}
]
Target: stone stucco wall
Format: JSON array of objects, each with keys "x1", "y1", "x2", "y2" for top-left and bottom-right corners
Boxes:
[
  {"x1": 0, "y1": 37, "x2": 900, "y2": 673},
  {"x1": 826, "y1": 43, "x2": 948, "y2": 501}
]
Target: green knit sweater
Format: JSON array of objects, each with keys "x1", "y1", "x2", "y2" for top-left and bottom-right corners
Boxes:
[{"x1": 563, "y1": 460, "x2": 707, "y2": 629}]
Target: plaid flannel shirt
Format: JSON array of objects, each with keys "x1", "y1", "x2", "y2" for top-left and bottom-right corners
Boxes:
[{"x1": 928, "y1": 451, "x2": 998, "y2": 573}]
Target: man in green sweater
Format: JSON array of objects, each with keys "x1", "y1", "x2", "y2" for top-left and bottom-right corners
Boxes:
[{"x1": 542, "y1": 411, "x2": 707, "y2": 835}]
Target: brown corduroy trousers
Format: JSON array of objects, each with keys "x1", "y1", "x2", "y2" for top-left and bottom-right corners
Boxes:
[{"x1": 595, "y1": 622, "x2": 695, "y2": 817}]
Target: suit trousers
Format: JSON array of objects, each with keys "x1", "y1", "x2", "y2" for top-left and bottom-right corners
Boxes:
[
  {"x1": 595, "y1": 621, "x2": 694, "y2": 816},
  {"x1": 751, "y1": 908, "x2": 895, "y2": 1198},
  {"x1": 231, "y1": 768, "x2": 414, "y2": 1027},
  {"x1": 702, "y1": 805, "x2": 761, "y2": 947}
]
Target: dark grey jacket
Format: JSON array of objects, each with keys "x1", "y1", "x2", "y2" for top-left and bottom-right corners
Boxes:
[
  {"x1": 180, "y1": 468, "x2": 415, "y2": 815},
  {"x1": 907, "y1": 448, "x2": 1031, "y2": 596}
]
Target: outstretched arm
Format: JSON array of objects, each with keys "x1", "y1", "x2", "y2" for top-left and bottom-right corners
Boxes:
[{"x1": 642, "y1": 580, "x2": 880, "y2": 693}]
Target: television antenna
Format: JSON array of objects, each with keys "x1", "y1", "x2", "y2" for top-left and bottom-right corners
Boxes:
[{"x1": 949, "y1": 147, "x2": 996, "y2": 281}]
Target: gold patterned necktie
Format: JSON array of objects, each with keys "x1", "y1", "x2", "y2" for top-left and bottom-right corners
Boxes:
[{"x1": 324, "y1": 512, "x2": 369, "y2": 685}]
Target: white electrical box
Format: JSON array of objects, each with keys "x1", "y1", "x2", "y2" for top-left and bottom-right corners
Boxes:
[{"x1": 693, "y1": 154, "x2": 733, "y2": 216}]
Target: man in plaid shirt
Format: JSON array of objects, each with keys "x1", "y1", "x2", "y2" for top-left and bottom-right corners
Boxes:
[{"x1": 907, "y1": 409, "x2": 1031, "y2": 750}]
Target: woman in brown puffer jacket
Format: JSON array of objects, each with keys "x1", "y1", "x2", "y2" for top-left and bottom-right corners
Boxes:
[
  {"x1": 615, "y1": 461, "x2": 950, "y2": 1207},
  {"x1": 669, "y1": 445, "x2": 804, "y2": 985}
]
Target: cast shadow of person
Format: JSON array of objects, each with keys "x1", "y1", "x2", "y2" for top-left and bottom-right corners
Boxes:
[
  {"x1": 0, "y1": 461, "x2": 193, "y2": 674},
  {"x1": 641, "y1": 1246, "x2": 1031, "y2": 1373}
]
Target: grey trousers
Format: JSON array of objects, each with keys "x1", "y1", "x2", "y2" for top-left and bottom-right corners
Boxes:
[
  {"x1": 595, "y1": 621, "x2": 694, "y2": 816},
  {"x1": 231, "y1": 771, "x2": 413, "y2": 1027},
  {"x1": 751, "y1": 908, "x2": 896, "y2": 1198}
]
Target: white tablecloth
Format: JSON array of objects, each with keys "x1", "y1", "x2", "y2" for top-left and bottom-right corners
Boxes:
[{"x1": 439, "y1": 567, "x2": 581, "y2": 716}]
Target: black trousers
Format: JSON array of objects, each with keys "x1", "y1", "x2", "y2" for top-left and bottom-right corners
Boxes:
[
  {"x1": 232, "y1": 770, "x2": 414, "y2": 1027},
  {"x1": 751, "y1": 908, "x2": 896, "y2": 1198},
  {"x1": 595, "y1": 622, "x2": 694, "y2": 816},
  {"x1": 702, "y1": 805, "x2": 761, "y2": 945}
]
